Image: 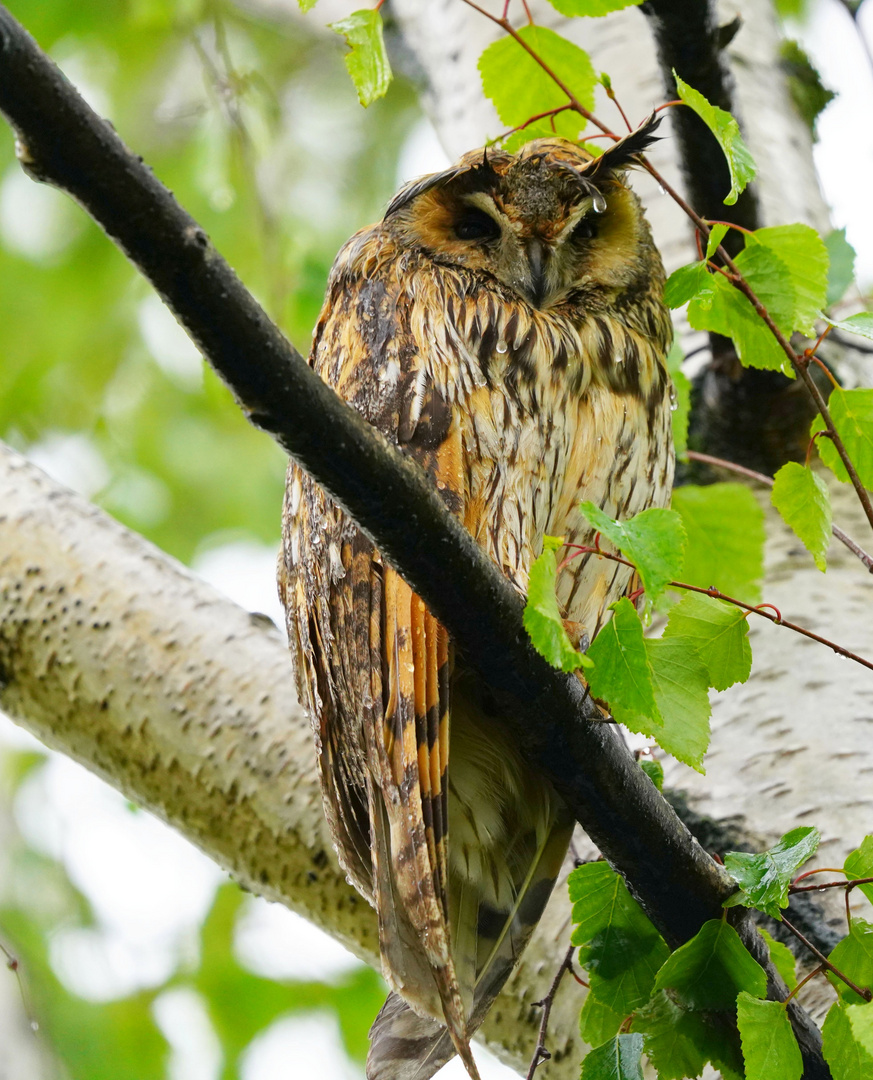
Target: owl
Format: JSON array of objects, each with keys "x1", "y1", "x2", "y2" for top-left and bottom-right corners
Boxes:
[{"x1": 279, "y1": 117, "x2": 674, "y2": 1080}]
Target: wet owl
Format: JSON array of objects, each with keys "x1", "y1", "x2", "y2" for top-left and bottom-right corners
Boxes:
[{"x1": 279, "y1": 117, "x2": 674, "y2": 1080}]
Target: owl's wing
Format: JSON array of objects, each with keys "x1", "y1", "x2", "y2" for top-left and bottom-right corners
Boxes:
[{"x1": 281, "y1": 262, "x2": 479, "y2": 1077}]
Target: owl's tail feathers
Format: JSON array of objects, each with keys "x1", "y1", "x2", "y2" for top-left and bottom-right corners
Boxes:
[{"x1": 367, "y1": 993, "x2": 480, "y2": 1080}]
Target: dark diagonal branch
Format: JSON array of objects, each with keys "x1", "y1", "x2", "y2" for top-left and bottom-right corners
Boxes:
[
  {"x1": 640, "y1": 0, "x2": 760, "y2": 245},
  {"x1": 0, "y1": 7, "x2": 828, "y2": 1074}
]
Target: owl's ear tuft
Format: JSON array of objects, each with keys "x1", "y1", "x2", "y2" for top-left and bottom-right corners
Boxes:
[
  {"x1": 589, "y1": 111, "x2": 662, "y2": 176},
  {"x1": 384, "y1": 166, "x2": 470, "y2": 220},
  {"x1": 384, "y1": 153, "x2": 509, "y2": 220}
]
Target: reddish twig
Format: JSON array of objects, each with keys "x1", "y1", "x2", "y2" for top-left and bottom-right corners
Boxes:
[
  {"x1": 783, "y1": 964, "x2": 826, "y2": 1005},
  {"x1": 781, "y1": 916, "x2": 872, "y2": 1002},
  {"x1": 790, "y1": 877, "x2": 873, "y2": 895},
  {"x1": 806, "y1": 354, "x2": 840, "y2": 389},
  {"x1": 496, "y1": 104, "x2": 573, "y2": 141},
  {"x1": 792, "y1": 867, "x2": 846, "y2": 885},
  {"x1": 559, "y1": 543, "x2": 873, "y2": 672},
  {"x1": 685, "y1": 450, "x2": 774, "y2": 487},
  {"x1": 601, "y1": 80, "x2": 633, "y2": 132},
  {"x1": 807, "y1": 323, "x2": 835, "y2": 356},
  {"x1": 706, "y1": 218, "x2": 754, "y2": 237}
]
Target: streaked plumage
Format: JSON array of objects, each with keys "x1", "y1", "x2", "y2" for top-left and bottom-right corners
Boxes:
[{"x1": 279, "y1": 121, "x2": 673, "y2": 1080}]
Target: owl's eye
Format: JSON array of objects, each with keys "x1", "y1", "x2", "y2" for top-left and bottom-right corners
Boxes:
[
  {"x1": 571, "y1": 216, "x2": 598, "y2": 242},
  {"x1": 454, "y1": 209, "x2": 501, "y2": 242}
]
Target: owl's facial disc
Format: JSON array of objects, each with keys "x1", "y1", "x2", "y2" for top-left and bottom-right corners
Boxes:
[
  {"x1": 388, "y1": 156, "x2": 642, "y2": 310},
  {"x1": 450, "y1": 192, "x2": 564, "y2": 309}
]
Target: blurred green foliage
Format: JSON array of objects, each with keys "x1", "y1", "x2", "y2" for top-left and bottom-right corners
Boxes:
[
  {"x1": 0, "y1": 0, "x2": 418, "y2": 1074},
  {"x1": 0, "y1": 754, "x2": 386, "y2": 1077},
  {"x1": 0, "y1": 0, "x2": 418, "y2": 561}
]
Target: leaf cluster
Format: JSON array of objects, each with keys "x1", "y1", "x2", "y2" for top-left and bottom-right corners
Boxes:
[
  {"x1": 525, "y1": 497, "x2": 758, "y2": 772},
  {"x1": 571, "y1": 832, "x2": 873, "y2": 1078}
]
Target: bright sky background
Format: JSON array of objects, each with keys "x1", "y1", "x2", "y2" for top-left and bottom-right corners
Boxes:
[{"x1": 1, "y1": 1, "x2": 871, "y2": 1077}]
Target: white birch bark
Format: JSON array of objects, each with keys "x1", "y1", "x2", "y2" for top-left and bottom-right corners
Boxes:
[{"x1": 0, "y1": 442, "x2": 585, "y2": 1077}]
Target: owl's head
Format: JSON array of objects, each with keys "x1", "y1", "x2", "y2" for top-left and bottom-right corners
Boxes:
[{"x1": 383, "y1": 117, "x2": 662, "y2": 310}]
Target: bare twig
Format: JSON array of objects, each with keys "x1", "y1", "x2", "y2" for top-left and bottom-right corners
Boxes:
[
  {"x1": 790, "y1": 876, "x2": 873, "y2": 895},
  {"x1": 526, "y1": 945, "x2": 576, "y2": 1080},
  {"x1": 0, "y1": 938, "x2": 37, "y2": 1034},
  {"x1": 496, "y1": 104, "x2": 573, "y2": 141},
  {"x1": 781, "y1": 916, "x2": 873, "y2": 1003},
  {"x1": 783, "y1": 964, "x2": 826, "y2": 1006}
]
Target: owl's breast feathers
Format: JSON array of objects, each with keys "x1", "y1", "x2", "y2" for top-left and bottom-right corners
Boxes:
[{"x1": 281, "y1": 211, "x2": 673, "y2": 1080}]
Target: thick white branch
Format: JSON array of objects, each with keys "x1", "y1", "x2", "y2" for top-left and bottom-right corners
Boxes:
[{"x1": 0, "y1": 442, "x2": 588, "y2": 1077}]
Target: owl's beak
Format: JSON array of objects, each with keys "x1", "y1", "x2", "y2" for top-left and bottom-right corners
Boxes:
[{"x1": 524, "y1": 238, "x2": 549, "y2": 308}]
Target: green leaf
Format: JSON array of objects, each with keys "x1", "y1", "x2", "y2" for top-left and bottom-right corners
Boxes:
[
  {"x1": 298, "y1": 0, "x2": 319, "y2": 10},
  {"x1": 580, "y1": 503, "x2": 686, "y2": 604},
  {"x1": 780, "y1": 39, "x2": 836, "y2": 136},
  {"x1": 744, "y1": 224, "x2": 829, "y2": 336},
  {"x1": 846, "y1": 836, "x2": 873, "y2": 907},
  {"x1": 771, "y1": 462, "x2": 832, "y2": 572},
  {"x1": 759, "y1": 928, "x2": 798, "y2": 991},
  {"x1": 723, "y1": 827, "x2": 821, "y2": 920},
  {"x1": 666, "y1": 342, "x2": 691, "y2": 458},
  {"x1": 547, "y1": 0, "x2": 644, "y2": 15},
  {"x1": 813, "y1": 388, "x2": 873, "y2": 491},
  {"x1": 579, "y1": 992, "x2": 625, "y2": 1048},
  {"x1": 822, "y1": 1002, "x2": 873, "y2": 1080},
  {"x1": 687, "y1": 272, "x2": 789, "y2": 374},
  {"x1": 479, "y1": 27, "x2": 596, "y2": 144},
  {"x1": 848, "y1": 1001, "x2": 873, "y2": 1059},
  {"x1": 329, "y1": 10, "x2": 392, "y2": 107},
  {"x1": 569, "y1": 862, "x2": 669, "y2": 1013},
  {"x1": 639, "y1": 759, "x2": 664, "y2": 790},
  {"x1": 824, "y1": 311, "x2": 873, "y2": 343},
  {"x1": 632, "y1": 990, "x2": 747, "y2": 1080},
  {"x1": 663, "y1": 261, "x2": 711, "y2": 309},
  {"x1": 825, "y1": 228, "x2": 856, "y2": 307},
  {"x1": 732, "y1": 240, "x2": 797, "y2": 336},
  {"x1": 524, "y1": 543, "x2": 592, "y2": 672},
  {"x1": 580, "y1": 1034, "x2": 645, "y2": 1080},
  {"x1": 737, "y1": 993, "x2": 803, "y2": 1080},
  {"x1": 630, "y1": 991, "x2": 707, "y2": 1080},
  {"x1": 828, "y1": 919, "x2": 873, "y2": 1005},
  {"x1": 706, "y1": 223, "x2": 730, "y2": 260},
  {"x1": 774, "y1": 0, "x2": 810, "y2": 15},
  {"x1": 663, "y1": 592, "x2": 752, "y2": 691},
  {"x1": 654, "y1": 919, "x2": 768, "y2": 1010},
  {"x1": 586, "y1": 598, "x2": 659, "y2": 730},
  {"x1": 674, "y1": 75, "x2": 756, "y2": 204},
  {"x1": 645, "y1": 637, "x2": 711, "y2": 771},
  {"x1": 671, "y1": 483, "x2": 765, "y2": 604},
  {"x1": 569, "y1": 862, "x2": 632, "y2": 940}
]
